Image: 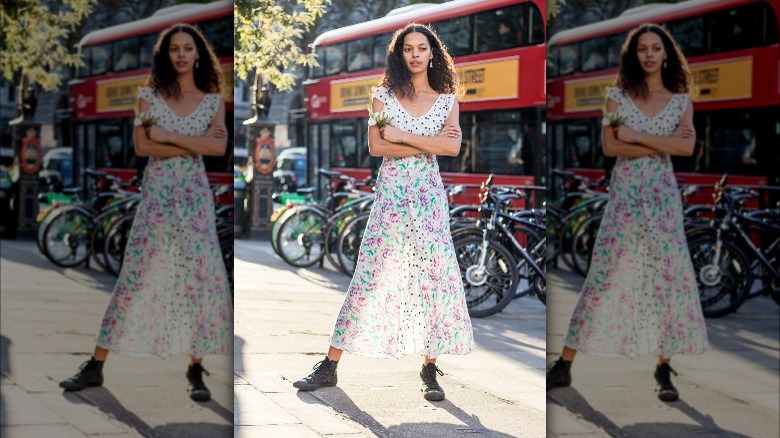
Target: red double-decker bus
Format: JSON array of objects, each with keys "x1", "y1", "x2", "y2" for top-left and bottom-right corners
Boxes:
[
  {"x1": 68, "y1": 0, "x2": 233, "y2": 191},
  {"x1": 304, "y1": 0, "x2": 546, "y2": 203},
  {"x1": 547, "y1": 0, "x2": 779, "y2": 197}
]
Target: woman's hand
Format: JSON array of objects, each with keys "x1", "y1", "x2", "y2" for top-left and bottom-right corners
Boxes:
[
  {"x1": 438, "y1": 123, "x2": 461, "y2": 138},
  {"x1": 673, "y1": 124, "x2": 695, "y2": 139},
  {"x1": 380, "y1": 125, "x2": 406, "y2": 144},
  {"x1": 205, "y1": 124, "x2": 227, "y2": 139},
  {"x1": 146, "y1": 126, "x2": 172, "y2": 144},
  {"x1": 614, "y1": 126, "x2": 641, "y2": 144}
]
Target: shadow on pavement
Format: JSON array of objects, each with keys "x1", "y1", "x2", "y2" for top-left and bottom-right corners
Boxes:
[
  {"x1": 548, "y1": 387, "x2": 752, "y2": 438},
  {"x1": 0, "y1": 238, "x2": 117, "y2": 292},
  {"x1": 303, "y1": 386, "x2": 518, "y2": 438},
  {"x1": 71, "y1": 386, "x2": 232, "y2": 437}
]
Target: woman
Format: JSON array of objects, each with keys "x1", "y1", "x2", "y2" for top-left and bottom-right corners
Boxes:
[
  {"x1": 59, "y1": 23, "x2": 232, "y2": 402},
  {"x1": 547, "y1": 23, "x2": 708, "y2": 402},
  {"x1": 293, "y1": 23, "x2": 474, "y2": 402}
]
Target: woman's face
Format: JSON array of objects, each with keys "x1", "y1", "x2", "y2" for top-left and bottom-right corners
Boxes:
[
  {"x1": 636, "y1": 31, "x2": 666, "y2": 75},
  {"x1": 402, "y1": 31, "x2": 432, "y2": 74},
  {"x1": 169, "y1": 31, "x2": 199, "y2": 75}
]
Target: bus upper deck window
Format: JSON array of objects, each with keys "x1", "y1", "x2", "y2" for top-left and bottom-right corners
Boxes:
[
  {"x1": 475, "y1": 4, "x2": 524, "y2": 53},
  {"x1": 325, "y1": 45, "x2": 345, "y2": 75}
]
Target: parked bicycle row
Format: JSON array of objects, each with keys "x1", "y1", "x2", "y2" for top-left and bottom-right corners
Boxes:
[
  {"x1": 36, "y1": 169, "x2": 234, "y2": 290},
  {"x1": 269, "y1": 169, "x2": 547, "y2": 318},
  {"x1": 548, "y1": 169, "x2": 779, "y2": 318}
]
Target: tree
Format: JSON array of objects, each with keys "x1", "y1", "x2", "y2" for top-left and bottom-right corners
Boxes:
[
  {"x1": 235, "y1": 0, "x2": 330, "y2": 94},
  {"x1": 1, "y1": 0, "x2": 95, "y2": 93}
]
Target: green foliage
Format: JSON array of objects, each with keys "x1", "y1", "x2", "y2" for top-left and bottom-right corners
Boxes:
[
  {"x1": 1, "y1": 0, "x2": 95, "y2": 91},
  {"x1": 235, "y1": 0, "x2": 330, "y2": 92}
]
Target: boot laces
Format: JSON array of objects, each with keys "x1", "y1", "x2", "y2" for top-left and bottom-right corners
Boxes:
[
  {"x1": 657, "y1": 364, "x2": 678, "y2": 387},
  {"x1": 188, "y1": 364, "x2": 210, "y2": 389},
  {"x1": 308, "y1": 359, "x2": 333, "y2": 380},
  {"x1": 422, "y1": 365, "x2": 443, "y2": 388}
]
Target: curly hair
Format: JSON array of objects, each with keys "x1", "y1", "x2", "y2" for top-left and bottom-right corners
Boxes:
[
  {"x1": 615, "y1": 23, "x2": 692, "y2": 99},
  {"x1": 146, "y1": 23, "x2": 222, "y2": 98},
  {"x1": 378, "y1": 23, "x2": 463, "y2": 100}
]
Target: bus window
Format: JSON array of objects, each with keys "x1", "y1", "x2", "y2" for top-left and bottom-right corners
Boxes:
[
  {"x1": 606, "y1": 33, "x2": 624, "y2": 68},
  {"x1": 201, "y1": 17, "x2": 232, "y2": 58},
  {"x1": 325, "y1": 44, "x2": 346, "y2": 75},
  {"x1": 113, "y1": 37, "x2": 139, "y2": 72},
  {"x1": 667, "y1": 16, "x2": 705, "y2": 57},
  {"x1": 347, "y1": 37, "x2": 373, "y2": 72},
  {"x1": 311, "y1": 46, "x2": 325, "y2": 78},
  {"x1": 433, "y1": 16, "x2": 472, "y2": 57},
  {"x1": 77, "y1": 47, "x2": 91, "y2": 78},
  {"x1": 139, "y1": 33, "x2": 157, "y2": 69},
  {"x1": 581, "y1": 37, "x2": 606, "y2": 72},
  {"x1": 708, "y1": 3, "x2": 774, "y2": 52},
  {"x1": 475, "y1": 111, "x2": 522, "y2": 175},
  {"x1": 97, "y1": 121, "x2": 126, "y2": 168},
  {"x1": 330, "y1": 120, "x2": 358, "y2": 168},
  {"x1": 475, "y1": 3, "x2": 524, "y2": 53},
  {"x1": 557, "y1": 44, "x2": 579, "y2": 75},
  {"x1": 373, "y1": 33, "x2": 392, "y2": 69},
  {"x1": 528, "y1": 2, "x2": 544, "y2": 45},
  {"x1": 90, "y1": 44, "x2": 111, "y2": 76}
]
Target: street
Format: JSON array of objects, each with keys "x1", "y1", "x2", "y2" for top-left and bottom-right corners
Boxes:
[
  {"x1": 0, "y1": 239, "x2": 233, "y2": 438},
  {"x1": 233, "y1": 239, "x2": 547, "y2": 438},
  {"x1": 546, "y1": 267, "x2": 780, "y2": 437}
]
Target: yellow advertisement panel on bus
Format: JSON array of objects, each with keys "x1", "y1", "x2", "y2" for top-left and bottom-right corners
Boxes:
[
  {"x1": 330, "y1": 57, "x2": 520, "y2": 113},
  {"x1": 96, "y1": 65, "x2": 235, "y2": 113},
  {"x1": 563, "y1": 58, "x2": 753, "y2": 113}
]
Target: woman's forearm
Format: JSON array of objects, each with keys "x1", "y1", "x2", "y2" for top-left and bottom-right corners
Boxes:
[
  {"x1": 368, "y1": 127, "x2": 424, "y2": 157},
  {"x1": 166, "y1": 131, "x2": 227, "y2": 156},
  {"x1": 635, "y1": 131, "x2": 694, "y2": 156},
  {"x1": 399, "y1": 131, "x2": 460, "y2": 156},
  {"x1": 602, "y1": 128, "x2": 657, "y2": 158},
  {"x1": 134, "y1": 130, "x2": 189, "y2": 158}
]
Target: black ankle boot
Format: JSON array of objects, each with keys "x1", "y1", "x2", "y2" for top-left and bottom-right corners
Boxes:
[
  {"x1": 654, "y1": 363, "x2": 679, "y2": 402},
  {"x1": 420, "y1": 363, "x2": 445, "y2": 401},
  {"x1": 186, "y1": 363, "x2": 211, "y2": 402},
  {"x1": 546, "y1": 357, "x2": 572, "y2": 391},
  {"x1": 60, "y1": 357, "x2": 104, "y2": 391},
  {"x1": 293, "y1": 357, "x2": 338, "y2": 391}
]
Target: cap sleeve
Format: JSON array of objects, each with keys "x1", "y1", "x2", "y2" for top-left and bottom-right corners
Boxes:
[
  {"x1": 138, "y1": 86, "x2": 155, "y2": 104},
  {"x1": 605, "y1": 86, "x2": 623, "y2": 106},
  {"x1": 371, "y1": 86, "x2": 389, "y2": 104},
  {"x1": 443, "y1": 94, "x2": 456, "y2": 119},
  {"x1": 207, "y1": 93, "x2": 222, "y2": 119}
]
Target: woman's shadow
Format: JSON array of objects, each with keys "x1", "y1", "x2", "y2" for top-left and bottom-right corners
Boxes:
[
  {"x1": 299, "y1": 386, "x2": 522, "y2": 438},
  {"x1": 68, "y1": 386, "x2": 233, "y2": 437},
  {"x1": 548, "y1": 387, "x2": 752, "y2": 437}
]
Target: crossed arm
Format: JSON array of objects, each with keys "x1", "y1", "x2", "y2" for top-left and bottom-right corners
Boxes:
[
  {"x1": 134, "y1": 97, "x2": 228, "y2": 158},
  {"x1": 602, "y1": 97, "x2": 695, "y2": 158},
  {"x1": 367, "y1": 97, "x2": 462, "y2": 158}
]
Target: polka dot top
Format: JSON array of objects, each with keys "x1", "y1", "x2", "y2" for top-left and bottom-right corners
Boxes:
[
  {"x1": 371, "y1": 86, "x2": 456, "y2": 139},
  {"x1": 606, "y1": 86, "x2": 689, "y2": 138},
  {"x1": 137, "y1": 86, "x2": 221, "y2": 139}
]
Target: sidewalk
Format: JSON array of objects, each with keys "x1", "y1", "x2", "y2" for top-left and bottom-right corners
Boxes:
[
  {"x1": 233, "y1": 239, "x2": 547, "y2": 438},
  {"x1": 546, "y1": 266, "x2": 780, "y2": 437},
  {"x1": 0, "y1": 239, "x2": 233, "y2": 438}
]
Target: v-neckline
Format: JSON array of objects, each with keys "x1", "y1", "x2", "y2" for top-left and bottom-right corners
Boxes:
[
  {"x1": 393, "y1": 92, "x2": 442, "y2": 119},
  {"x1": 160, "y1": 92, "x2": 209, "y2": 119},
  {"x1": 626, "y1": 93, "x2": 676, "y2": 119}
]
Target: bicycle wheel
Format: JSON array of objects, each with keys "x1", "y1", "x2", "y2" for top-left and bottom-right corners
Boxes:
[
  {"x1": 271, "y1": 207, "x2": 297, "y2": 256},
  {"x1": 504, "y1": 225, "x2": 541, "y2": 300},
  {"x1": 103, "y1": 212, "x2": 135, "y2": 277},
  {"x1": 453, "y1": 236, "x2": 519, "y2": 318},
  {"x1": 42, "y1": 207, "x2": 93, "y2": 268},
  {"x1": 37, "y1": 206, "x2": 63, "y2": 253},
  {"x1": 336, "y1": 212, "x2": 370, "y2": 276},
  {"x1": 687, "y1": 233, "x2": 753, "y2": 317},
  {"x1": 324, "y1": 208, "x2": 357, "y2": 274},
  {"x1": 275, "y1": 207, "x2": 327, "y2": 268},
  {"x1": 570, "y1": 213, "x2": 603, "y2": 277}
]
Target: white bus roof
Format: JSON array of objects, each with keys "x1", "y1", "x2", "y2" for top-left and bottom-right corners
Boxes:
[
  {"x1": 548, "y1": 0, "x2": 755, "y2": 46},
  {"x1": 77, "y1": 0, "x2": 231, "y2": 47},
  {"x1": 311, "y1": 0, "x2": 532, "y2": 47}
]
